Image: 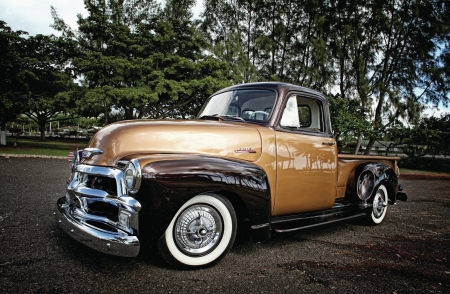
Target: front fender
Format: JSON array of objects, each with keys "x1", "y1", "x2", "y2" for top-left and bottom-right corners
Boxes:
[{"x1": 132, "y1": 155, "x2": 271, "y2": 243}]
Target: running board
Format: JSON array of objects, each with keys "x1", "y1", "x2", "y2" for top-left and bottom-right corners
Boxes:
[
  {"x1": 271, "y1": 203, "x2": 367, "y2": 233},
  {"x1": 272, "y1": 213, "x2": 367, "y2": 233}
]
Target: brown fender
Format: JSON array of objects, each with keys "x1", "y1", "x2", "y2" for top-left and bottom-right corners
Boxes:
[{"x1": 133, "y1": 155, "x2": 271, "y2": 243}]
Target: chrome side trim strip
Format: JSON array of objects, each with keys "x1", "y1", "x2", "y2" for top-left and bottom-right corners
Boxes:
[{"x1": 251, "y1": 223, "x2": 270, "y2": 229}]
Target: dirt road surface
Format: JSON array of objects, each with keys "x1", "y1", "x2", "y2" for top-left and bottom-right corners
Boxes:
[{"x1": 0, "y1": 157, "x2": 449, "y2": 293}]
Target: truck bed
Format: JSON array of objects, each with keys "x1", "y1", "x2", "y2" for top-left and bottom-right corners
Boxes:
[{"x1": 336, "y1": 154, "x2": 400, "y2": 199}]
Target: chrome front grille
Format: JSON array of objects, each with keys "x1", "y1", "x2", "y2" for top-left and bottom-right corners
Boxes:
[
  {"x1": 66, "y1": 164, "x2": 141, "y2": 235},
  {"x1": 86, "y1": 175, "x2": 118, "y2": 196}
]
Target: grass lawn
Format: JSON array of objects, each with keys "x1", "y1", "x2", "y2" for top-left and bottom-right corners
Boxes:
[
  {"x1": 399, "y1": 168, "x2": 449, "y2": 175},
  {"x1": 0, "y1": 137, "x2": 88, "y2": 157}
]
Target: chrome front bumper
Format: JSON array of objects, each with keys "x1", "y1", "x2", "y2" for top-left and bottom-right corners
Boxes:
[
  {"x1": 56, "y1": 196, "x2": 140, "y2": 257},
  {"x1": 55, "y1": 163, "x2": 143, "y2": 257}
]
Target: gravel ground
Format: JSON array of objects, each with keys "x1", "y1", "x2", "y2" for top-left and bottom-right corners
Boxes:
[{"x1": 0, "y1": 157, "x2": 449, "y2": 293}]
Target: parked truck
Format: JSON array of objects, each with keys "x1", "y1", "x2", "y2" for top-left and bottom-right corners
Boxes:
[{"x1": 56, "y1": 82, "x2": 407, "y2": 268}]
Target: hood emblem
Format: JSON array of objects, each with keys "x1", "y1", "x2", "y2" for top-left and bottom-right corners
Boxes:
[
  {"x1": 235, "y1": 147, "x2": 257, "y2": 154},
  {"x1": 82, "y1": 148, "x2": 104, "y2": 160}
]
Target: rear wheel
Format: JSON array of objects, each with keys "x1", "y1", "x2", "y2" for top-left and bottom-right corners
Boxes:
[
  {"x1": 367, "y1": 184, "x2": 388, "y2": 225},
  {"x1": 158, "y1": 194, "x2": 237, "y2": 269}
]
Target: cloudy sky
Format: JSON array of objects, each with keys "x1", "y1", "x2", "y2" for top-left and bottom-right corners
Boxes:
[
  {"x1": 0, "y1": 0, "x2": 87, "y2": 36},
  {"x1": 0, "y1": 0, "x2": 204, "y2": 36}
]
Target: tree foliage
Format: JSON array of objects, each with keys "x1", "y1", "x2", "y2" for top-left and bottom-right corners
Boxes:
[
  {"x1": 20, "y1": 34, "x2": 78, "y2": 141},
  {"x1": 202, "y1": 0, "x2": 450, "y2": 153},
  {"x1": 388, "y1": 113, "x2": 450, "y2": 161},
  {"x1": 328, "y1": 95, "x2": 372, "y2": 153},
  {"x1": 51, "y1": 0, "x2": 232, "y2": 122},
  {"x1": 0, "y1": 22, "x2": 77, "y2": 140},
  {"x1": 2, "y1": 1, "x2": 449, "y2": 151},
  {"x1": 0, "y1": 21, "x2": 29, "y2": 131}
]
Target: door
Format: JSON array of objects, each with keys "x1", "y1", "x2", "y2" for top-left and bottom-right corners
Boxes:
[{"x1": 273, "y1": 94, "x2": 337, "y2": 216}]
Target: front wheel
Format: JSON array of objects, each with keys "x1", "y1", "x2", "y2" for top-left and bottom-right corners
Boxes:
[
  {"x1": 158, "y1": 194, "x2": 237, "y2": 269},
  {"x1": 366, "y1": 184, "x2": 388, "y2": 225}
]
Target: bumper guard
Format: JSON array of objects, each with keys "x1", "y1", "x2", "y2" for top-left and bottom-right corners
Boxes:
[{"x1": 55, "y1": 197, "x2": 140, "y2": 257}]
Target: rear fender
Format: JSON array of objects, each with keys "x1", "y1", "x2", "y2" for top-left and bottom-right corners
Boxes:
[{"x1": 346, "y1": 163, "x2": 398, "y2": 204}]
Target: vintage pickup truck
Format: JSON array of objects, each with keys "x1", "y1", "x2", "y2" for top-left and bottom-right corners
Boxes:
[{"x1": 56, "y1": 82, "x2": 407, "y2": 268}]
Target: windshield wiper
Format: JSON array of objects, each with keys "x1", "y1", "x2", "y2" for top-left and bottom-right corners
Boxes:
[
  {"x1": 199, "y1": 114, "x2": 246, "y2": 123},
  {"x1": 199, "y1": 114, "x2": 219, "y2": 120},
  {"x1": 218, "y1": 115, "x2": 246, "y2": 122}
]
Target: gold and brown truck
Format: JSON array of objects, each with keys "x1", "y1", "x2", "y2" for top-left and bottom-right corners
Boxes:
[{"x1": 56, "y1": 82, "x2": 407, "y2": 268}]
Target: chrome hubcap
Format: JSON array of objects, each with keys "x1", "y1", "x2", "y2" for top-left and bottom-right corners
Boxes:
[
  {"x1": 174, "y1": 204, "x2": 222, "y2": 255},
  {"x1": 372, "y1": 189, "x2": 386, "y2": 218}
]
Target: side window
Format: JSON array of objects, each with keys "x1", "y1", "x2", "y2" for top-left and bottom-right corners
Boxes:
[
  {"x1": 280, "y1": 95, "x2": 324, "y2": 132},
  {"x1": 298, "y1": 105, "x2": 311, "y2": 127}
]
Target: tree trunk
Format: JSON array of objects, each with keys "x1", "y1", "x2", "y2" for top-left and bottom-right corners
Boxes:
[
  {"x1": 39, "y1": 124, "x2": 46, "y2": 141},
  {"x1": 104, "y1": 104, "x2": 109, "y2": 125},
  {"x1": 354, "y1": 135, "x2": 362, "y2": 155},
  {"x1": 364, "y1": 137, "x2": 376, "y2": 155}
]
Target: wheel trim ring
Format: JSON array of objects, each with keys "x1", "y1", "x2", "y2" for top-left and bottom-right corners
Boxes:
[
  {"x1": 164, "y1": 195, "x2": 233, "y2": 266},
  {"x1": 173, "y1": 204, "x2": 223, "y2": 256},
  {"x1": 370, "y1": 185, "x2": 388, "y2": 224},
  {"x1": 372, "y1": 189, "x2": 386, "y2": 218}
]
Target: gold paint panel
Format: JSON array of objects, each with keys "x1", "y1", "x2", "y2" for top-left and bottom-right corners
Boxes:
[
  {"x1": 272, "y1": 131, "x2": 338, "y2": 216},
  {"x1": 84, "y1": 120, "x2": 262, "y2": 166}
]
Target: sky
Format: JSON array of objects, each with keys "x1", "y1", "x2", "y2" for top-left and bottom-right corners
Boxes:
[
  {"x1": 0, "y1": 0, "x2": 87, "y2": 36},
  {"x1": 0, "y1": 0, "x2": 204, "y2": 36},
  {"x1": 1, "y1": 0, "x2": 447, "y2": 117}
]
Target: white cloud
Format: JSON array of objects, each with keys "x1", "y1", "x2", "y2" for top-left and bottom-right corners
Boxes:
[
  {"x1": 424, "y1": 103, "x2": 450, "y2": 118},
  {"x1": 0, "y1": 0, "x2": 87, "y2": 36},
  {"x1": 193, "y1": 0, "x2": 204, "y2": 19},
  {"x1": 1, "y1": 0, "x2": 204, "y2": 36}
]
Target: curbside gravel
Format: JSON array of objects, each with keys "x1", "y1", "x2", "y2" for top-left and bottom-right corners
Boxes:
[{"x1": 0, "y1": 153, "x2": 67, "y2": 160}]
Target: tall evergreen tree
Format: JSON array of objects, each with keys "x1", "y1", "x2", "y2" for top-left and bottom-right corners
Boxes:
[
  {"x1": 202, "y1": 0, "x2": 449, "y2": 154},
  {"x1": 52, "y1": 0, "x2": 231, "y2": 121}
]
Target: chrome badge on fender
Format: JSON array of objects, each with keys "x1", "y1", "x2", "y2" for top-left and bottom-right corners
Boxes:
[{"x1": 235, "y1": 147, "x2": 257, "y2": 153}]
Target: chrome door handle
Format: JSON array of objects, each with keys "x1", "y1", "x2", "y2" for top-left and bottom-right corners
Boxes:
[{"x1": 322, "y1": 142, "x2": 336, "y2": 146}]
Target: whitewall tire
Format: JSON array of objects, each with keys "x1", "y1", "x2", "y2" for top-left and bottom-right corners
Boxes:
[
  {"x1": 158, "y1": 194, "x2": 237, "y2": 268},
  {"x1": 367, "y1": 184, "x2": 388, "y2": 225}
]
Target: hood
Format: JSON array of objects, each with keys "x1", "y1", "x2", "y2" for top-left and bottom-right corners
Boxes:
[{"x1": 83, "y1": 120, "x2": 263, "y2": 166}]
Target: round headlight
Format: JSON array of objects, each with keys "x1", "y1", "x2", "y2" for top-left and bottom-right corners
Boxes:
[{"x1": 124, "y1": 162, "x2": 136, "y2": 191}]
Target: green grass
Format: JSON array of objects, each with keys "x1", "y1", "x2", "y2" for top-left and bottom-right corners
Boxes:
[
  {"x1": 399, "y1": 168, "x2": 449, "y2": 175},
  {"x1": 1, "y1": 137, "x2": 88, "y2": 157}
]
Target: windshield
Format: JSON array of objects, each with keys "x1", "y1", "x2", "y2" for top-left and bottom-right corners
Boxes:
[{"x1": 197, "y1": 89, "x2": 277, "y2": 122}]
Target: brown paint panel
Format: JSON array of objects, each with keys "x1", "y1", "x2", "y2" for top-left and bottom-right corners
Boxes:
[{"x1": 134, "y1": 155, "x2": 271, "y2": 242}]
